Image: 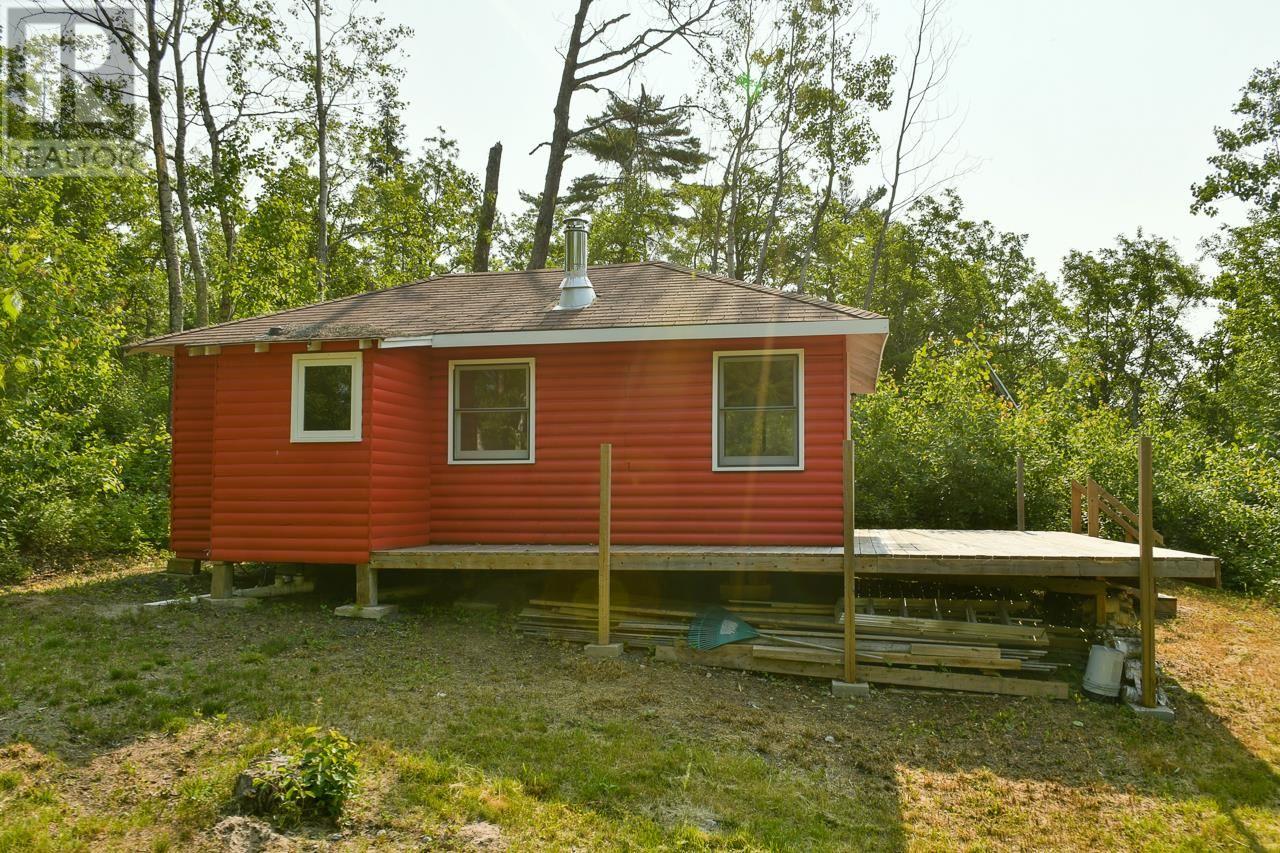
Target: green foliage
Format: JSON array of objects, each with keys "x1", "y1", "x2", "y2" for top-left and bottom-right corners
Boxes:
[
  {"x1": 853, "y1": 342, "x2": 1280, "y2": 598},
  {"x1": 247, "y1": 728, "x2": 359, "y2": 826}
]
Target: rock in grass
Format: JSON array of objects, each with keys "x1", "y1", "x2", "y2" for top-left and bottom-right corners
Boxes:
[{"x1": 232, "y1": 751, "x2": 295, "y2": 814}]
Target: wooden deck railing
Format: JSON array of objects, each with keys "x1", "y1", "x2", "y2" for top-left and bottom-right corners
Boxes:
[{"x1": 1070, "y1": 477, "x2": 1164, "y2": 547}]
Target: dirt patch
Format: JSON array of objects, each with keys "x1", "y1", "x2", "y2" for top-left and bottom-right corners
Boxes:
[
  {"x1": 451, "y1": 820, "x2": 506, "y2": 850},
  {"x1": 212, "y1": 816, "x2": 293, "y2": 852}
]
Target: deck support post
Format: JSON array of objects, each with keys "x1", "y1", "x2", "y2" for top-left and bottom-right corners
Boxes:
[
  {"x1": 335, "y1": 563, "x2": 398, "y2": 620},
  {"x1": 1138, "y1": 436, "x2": 1157, "y2": 708},
  {"x1": 209, "y1": 562, "x2": 234, "y2": 599},
  {"x1": 356, "y1": 563, "x2": 378, "y2": 607},
  {"x1": 586, "y1": 443, "x2": 621, "y2": 659},
  {"x1": 833, "y1": 439, "x2": 867, "y2": 697},
  {"x1": 1015, "y1": 455, "x2": 1025, "y2": 531}
]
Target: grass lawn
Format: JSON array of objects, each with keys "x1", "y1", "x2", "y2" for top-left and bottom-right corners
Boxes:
[{"x1": 0, "y1": 561, "x2": 1277, "y2": 851}]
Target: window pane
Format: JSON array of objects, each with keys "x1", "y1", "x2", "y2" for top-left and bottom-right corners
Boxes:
[
  {"x1": 721, "y1": 408, "x2": 798, "y2": 464},
  {"x1": 457, "y1": 366, "x2": 528, "y2": 409},
  {"x1": 303, "y1": 364, "x2": 352, "y2": 432},
  {"x1": 721, "y1": 356, "x2": 795, "y2": 408},
  {"x1": 456, "y1": 411, "x2": 529, "y2": 456}
]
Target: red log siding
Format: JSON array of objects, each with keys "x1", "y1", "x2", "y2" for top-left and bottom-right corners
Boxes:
[
  {"x1": 369, "y1": 348, "x2": 432, "y2": 550},
  {"x1": 170, "y1": 335, "x2": 852, "y2": 563},
  {"x1": 171, "y1": 352, "x2": 216, "y2": 557},
  {"x1": 428, "y1": 336, "x2": 847, "y2": 546},
  {"x1": 208, "y1": 343, "x2": 372, "y2": 564}
]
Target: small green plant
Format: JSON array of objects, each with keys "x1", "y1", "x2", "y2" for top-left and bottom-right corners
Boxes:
[{"x1": 244, "y1": 728, "x2": 358, "y2": 825}]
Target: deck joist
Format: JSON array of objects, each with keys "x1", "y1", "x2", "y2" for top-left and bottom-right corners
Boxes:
[{"x1": 370, "y1": 529, "x2": 1218, "y2": 579}]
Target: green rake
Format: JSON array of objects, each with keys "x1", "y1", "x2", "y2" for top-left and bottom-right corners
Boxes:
[{"x1": 687, "y1": 606, "x2": 835, "y2": 652}]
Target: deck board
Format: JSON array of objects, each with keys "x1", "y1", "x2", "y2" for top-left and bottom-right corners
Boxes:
[{"x1": 370, "y1": 529, "x2": 1218, "y2": 579}]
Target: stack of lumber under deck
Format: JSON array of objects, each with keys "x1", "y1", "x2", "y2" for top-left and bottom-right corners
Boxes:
[{"x1": 517, "y1": 598, "x2": 1070, "y2": 699}]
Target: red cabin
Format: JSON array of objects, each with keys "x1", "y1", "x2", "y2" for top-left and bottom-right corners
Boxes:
[{"x1": 130, "y1": 224, "x2": 888, "y2": 571}]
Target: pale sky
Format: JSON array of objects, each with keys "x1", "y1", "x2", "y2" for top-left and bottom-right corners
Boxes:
[{"x1": 382, "y1": 0, "x2": 1277, "y2": 289}]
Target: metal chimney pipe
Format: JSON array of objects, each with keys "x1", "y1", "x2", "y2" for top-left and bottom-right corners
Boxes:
[{"x1": 557, "y1": 216, "x2": 595, "y2": 310}]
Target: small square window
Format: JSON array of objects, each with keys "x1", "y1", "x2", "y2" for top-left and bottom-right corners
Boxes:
[
  {"x1": 291, "y1": 352, "x2": 362, "y2": 442},
  {"x1": 713, "y1": 351, "x2": 803, "y2": 470},
  {"x1": 449, "y1": 359, "x2": 534, "y2": 463}
]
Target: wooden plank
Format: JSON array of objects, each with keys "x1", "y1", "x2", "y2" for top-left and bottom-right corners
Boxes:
[
  {"x1": 843, "y1": 439, "x2": 857, "y2": 684},
  {"x1": 858, "y1": 665, "x2": 1067, "y2": 699},
  {"x1": 657, "y1": 645, "x2": 1067, "y2": 699},
  {"x1": 1138, "y1": 436, "x2": 1156, "y2": 707},
  {"x1": 598, "y1": 443, "x2": 612, "y2": 646}
]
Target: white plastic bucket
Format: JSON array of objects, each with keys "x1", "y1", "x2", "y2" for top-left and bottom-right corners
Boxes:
[{"x1": 1083, "y1": 644, "x2": 1126, "y2": 699}]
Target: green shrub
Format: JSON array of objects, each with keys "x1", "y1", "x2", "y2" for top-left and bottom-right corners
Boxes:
[
  {"x1": 244, "y1": 728, "x2": 359, "y2": 825},
  {"x1": 852, "y1": 341, "x2": 1280, "y2": 598}
]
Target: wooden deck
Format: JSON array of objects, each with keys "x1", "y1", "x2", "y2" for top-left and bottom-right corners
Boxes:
[{"x1": 370, "y1": 529, "x2": 1218, "y2": 579}]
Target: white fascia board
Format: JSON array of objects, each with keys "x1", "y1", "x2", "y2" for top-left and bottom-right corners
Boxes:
[{"x1": 381, "y1": 318, "x2": 888, "y2": 350}]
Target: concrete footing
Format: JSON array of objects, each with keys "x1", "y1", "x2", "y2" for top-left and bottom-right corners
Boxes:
[
  {"x1": 584, "y1": 642, "x2": 624, "y2": 659},
  {"x1": 335, "y1": 604, "x2": 399, "y2": 621},
  {"x1": 1127, "y1": 701, "x2": 1175, "y2": 722},
  {"x1": 831, "y1": 680, "x2": 871, "y2": 698}
]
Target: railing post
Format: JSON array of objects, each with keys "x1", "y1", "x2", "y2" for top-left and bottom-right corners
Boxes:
[
  {"x1": 1070, "y1": 481, "x2": 1083, "y2": 534},
  {"x1": 1086, "y1": 478, "x2": 1101, "y2": 537},
  {"x1": 1015, "y1": 454, "x2": 1026, "y2": 532},
  {"x1": 598, "y1": 443, "x2": 612, "y2": 647},
  {"x1": 1138, "y1": 436, "x2": 1156, "y2": 708}
]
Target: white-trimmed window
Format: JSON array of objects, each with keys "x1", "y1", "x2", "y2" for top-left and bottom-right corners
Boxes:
[
  {"x1": 290, "y1": 352, "x2": 363, "y2": 442},
  {"x1": 712, "y1": 350, "x2": 804, "y2": 471},
  {"x1": 448, "y1": 358, "x2": 535, "y2": 464}
]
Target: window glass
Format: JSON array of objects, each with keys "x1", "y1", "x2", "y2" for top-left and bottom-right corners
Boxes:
[
  {"x1": 453, "y1": 363, "x2": 531, "y2": 460},
  {"x1": 302, "y1": 364, "x2": 353, "y2": 432},
  {"x1": 717, "y1": 354, "x2": 799, "y2": 467}
]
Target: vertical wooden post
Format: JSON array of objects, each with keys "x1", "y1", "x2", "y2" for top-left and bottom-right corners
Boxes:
[
  {"x1": 1138, "y1": 436, "x2": 1156, "y2": 708},
  {"x1": 598, "y1": 443, "x2": 612, "y2": 647},
  {"x1": 1015, "y1": 454, "x2": 1026, "y2": 532},
  {"x1": 1070, "y1": 481, "x2": 1083, "y2": 534},
  {"x1": 1086, "y1": 478, "x2": 1101, "y2": 537},
  {"x1": 209, "y1": 562, "x2": 234, "y2": 599},
  {"x1": 356, "y1": 563, "x2": 378, "y2": 607},
  {"x1": 842, "y1": 439, "x2": 857, "y2": 684}
]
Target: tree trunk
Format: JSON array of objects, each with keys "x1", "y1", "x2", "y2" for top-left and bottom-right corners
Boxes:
[
  {"x1": 195, "y1": 11, "x2": 239, "y2": 322},
  {"x1": 752, "y1": 89, "x2": 797, "y2": 285},
  {"x1": 313, "y1": 0, "x2": 329, "y2": 298},
  {"x1": 473, "y1": 141, "x2": 502, "y2": 272},
  {"x1": 170, "y1": 2, "x2": 208, "y2": 326},
  {"x1": 145, "y1": 1, "x2": 183, "y2": 333},
  {"x1": 528, "y1": 0, "x2": 591, "y2": 270},
  {"x1": 864, "y1": 1, "x2": 929, "y2": 308},
  {"x1": 796, "y1": 167, "x2": 834, "y2": 294}
]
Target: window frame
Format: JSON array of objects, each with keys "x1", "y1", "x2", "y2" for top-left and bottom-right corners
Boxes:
[
  {"x1": 290, "y1": 351, "x2": 363, "y2": 443},
  {"x1": 711, "y1": 348, "x2": 805, "y2": 472},
  {"x1": 447, "y1": 357, "x2": 536, "y2": 465}
]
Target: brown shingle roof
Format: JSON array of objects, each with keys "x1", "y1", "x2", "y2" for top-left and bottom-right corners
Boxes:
[{"x1": 128, "y1": 260, "x2": 884, "y2": 352}]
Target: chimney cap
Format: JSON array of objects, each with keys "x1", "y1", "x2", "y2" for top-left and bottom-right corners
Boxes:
[{"x1": 556, "y1": 216, "x2": 595, "y2": 311}]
